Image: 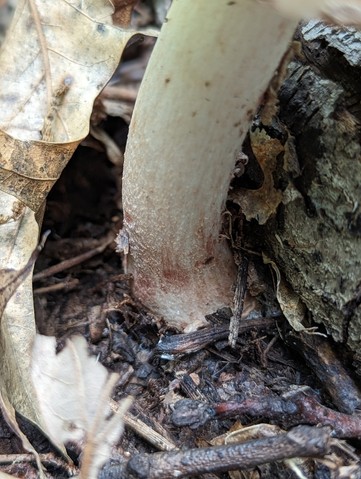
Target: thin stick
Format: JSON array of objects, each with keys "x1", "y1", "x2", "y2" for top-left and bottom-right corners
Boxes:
[
  {"x1": 229, "y1": 255, "x2": 249, "y2": 348},
  {"x1": 110, "y1": 401, "x2": 177, "y2": 452},
  {"x1": 33, "y1": 235, "x2": 113, "y2": 281},
  {"x1": 156, "y1": 317, "x2": 278, "y2": 358},
  {"x1": 33, "y1": 278, "x2": 79, "y2": 294},
  {"x1": 125, "y1": 425, "x2": 331, "y2": 479}
]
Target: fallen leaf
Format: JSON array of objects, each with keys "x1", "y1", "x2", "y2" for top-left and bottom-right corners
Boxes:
[
  {"x1": 0, "y1": 0, "x2": 147, "y2": 450},
  {"x1": 229, "y1": 128, "x2": 283, "y2": 225},
  {"x1": 0, "y1": 228, "x2": 42, "y2": 317},
  {"x1": 0, "y1": 234, "x2": 47, "y2": 476},
  {"x1": 263, "y1": 254, "x2": 307, "y2": 332},
  {"x1": 32, "y1": 334, "x2": 131, "y2": 478},
  {"x1": 0, "y1": 391, "x2": 45, "y2": 478},
  {"x1": 0, "y1": 203, "x2": 48, "y2": 436}
]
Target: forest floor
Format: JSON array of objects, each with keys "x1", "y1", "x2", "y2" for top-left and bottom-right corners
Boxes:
[{"x1": 0, "y1": 2, "x2": 361, "y2": 479}]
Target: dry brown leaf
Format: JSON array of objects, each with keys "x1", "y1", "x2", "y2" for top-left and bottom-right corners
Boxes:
[
  {"x1": 0, "y1": 233, "x2": 41, "y2": 317},
  {"x1": 0, "y1": 0, "x2": 148, "y2": 448},
  {"x1": 0, "y1": 236, "x2": 47, "y2": 476},
  {"x1": 0, "y1": 203, "x2": 47, "y2": 435},
  {"x1": 229, "y1": 128, "x2": 283, "y2": 225},
  {"x1": 0, "y1": 0, "x2": 138, "y2": 142},
  {"x1": 32, "y1": 334, "x2": 131, "y2": 478},
  {"x1": 263, "y1": 254, "x2": 308, "y2": 332}
]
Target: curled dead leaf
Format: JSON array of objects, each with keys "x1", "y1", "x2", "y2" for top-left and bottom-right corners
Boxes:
[
  {"x1": 0, "y1": 0, "x2": 152, "y2": 443},
  {"x1": 263, "y1": 253, "x2": 308, "y2": 332}
]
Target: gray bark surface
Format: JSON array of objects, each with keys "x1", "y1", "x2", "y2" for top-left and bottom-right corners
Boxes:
[{"x1": 264, "y1": 21, "x2": 361, "y2": 360}]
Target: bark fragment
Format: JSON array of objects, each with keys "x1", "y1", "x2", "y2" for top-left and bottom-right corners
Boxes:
[{"x1": 261, "y1": 22, "x2": 361, "y2": 355}]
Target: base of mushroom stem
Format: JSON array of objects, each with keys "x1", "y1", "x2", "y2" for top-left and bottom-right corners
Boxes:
[{"x1": 130, "y1": 256, "x2": 237, "y2": 332}]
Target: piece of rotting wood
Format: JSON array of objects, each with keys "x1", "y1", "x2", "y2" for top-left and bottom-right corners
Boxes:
[
  {"x1": 286, "y1": 332, "x2": 361, "y2": 414},
  {"x1": 229, "y1": 255, "x2": 249, "y2": 348}
]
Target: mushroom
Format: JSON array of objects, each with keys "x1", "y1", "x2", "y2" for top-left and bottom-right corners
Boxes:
[{"x1": 120, "y1": 0, "x2": 356, "y2": 331}]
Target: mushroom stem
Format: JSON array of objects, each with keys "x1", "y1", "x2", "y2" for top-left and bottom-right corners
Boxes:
[{"x1": 122, "y1": 0, "x2": 298, "y2": 331}]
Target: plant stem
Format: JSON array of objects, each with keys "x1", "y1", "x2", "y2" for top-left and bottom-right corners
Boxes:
[{"x1": 122, "y1": 0, "x2": 298, "y2": 331}]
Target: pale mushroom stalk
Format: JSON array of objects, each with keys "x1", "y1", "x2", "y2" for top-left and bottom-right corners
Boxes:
[{"x1": 121, "y1": 0, "x2": 298, "y2": 331}]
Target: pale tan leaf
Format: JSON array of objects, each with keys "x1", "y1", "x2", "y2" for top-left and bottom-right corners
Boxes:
[
  {"x1": 0, "y1": 0, "x2": 139, "y2": 142},
  {"x1": 32, "y1": 334, "x2": 131, "y2": 478},
  {"x1": 32, "y1": 335, "x2": 111, "y2": 444},
  {"x1": 0, "y1": 0, "x2": 144, "y2": 208},
  {"x1": 0, "y1": 236, "x2": 38, "y2": 317},
  {"x1": 0, "y1": 197, "x2": 47, "y2": 430},
  {"x1": 0, "y1": 224, "x2": 48, "y2": 475},
  {"x1": 263, "y1": 254, "x2": 308, "y2": 332},
  {"x1": 0, "y1": 0, "x2": 146, "y2": 445}
]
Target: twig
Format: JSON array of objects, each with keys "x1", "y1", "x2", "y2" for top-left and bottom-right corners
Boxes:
[
  {"x1": 124, "y1": 425, "x2": 331, "y2": 479},
  {"x1": 110, "y1": 401, "x2": 177, "y2": 452},
  {"x1": 174, "y1": 387, "x2": 361, "y2": 439},
  {"x1": 33, "y1": 234, "x2": 114, "y2": 281},
  {"x1": 33, "y1": 278, "x2": 79, "y2": 295},
  {"x1": 286, "y1": 332, "x2": 361, "y2": 414},
  {"x1": 156, "y1": 317, "x2": 278, "y2": 358},
  {"x1": 101, "y1": 85, "x2": 138, "y2": 103},
  {"x1": 229, "y1": 255, "x2": 249, "y2": 348}
]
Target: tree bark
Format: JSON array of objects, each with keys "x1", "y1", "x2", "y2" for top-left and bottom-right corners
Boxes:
[{"x1": 256, "y1": 21, "x2": 361, "y2": 364}]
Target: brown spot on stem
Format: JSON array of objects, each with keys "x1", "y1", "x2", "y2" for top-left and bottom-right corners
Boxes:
[
  {"x1": 162, "y1": 268, "x2": 189, "y2": 285},
  {"x1": 234, "y1": 121, "x2": 241, "y2": 127},
  {"x1": 165, "y1": 78, "x2": 171, "y2": 84},
  {"x1": 192, "y1": 111, "x2": 197, "y2": 117},
  {"x1": 227, "y1": 1, "x2": 236, "y2": 4},
  {"x1": 195, "y1": 223, "x2": 218, "y2": 261},
  {"x1": 161, "y1": 252, "x2": 190, "y2": 286},
  {"x1": 204, "y1": 81, "x2": 211, "y2": 87},
  {"x1": 123, "y1": 210, "x2": 133, "y2": 224},
  {"x1": 246, "y1": 109, "x2": 254, "y2": 121},
  {"x1": 195, "y1": 256, "x2": 215, "y2": 268}
]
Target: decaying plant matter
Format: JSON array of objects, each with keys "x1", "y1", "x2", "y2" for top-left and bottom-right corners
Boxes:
[{"x1": 0, "y1": 0, "x2": 141, "y2": 456}]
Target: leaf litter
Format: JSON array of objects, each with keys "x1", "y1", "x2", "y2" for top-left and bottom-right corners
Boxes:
[
  {"x1": 0, "y1": 0, "x2": 150, "y2": 461},
  {"x1": 32, "y1": 334, "x2": 131, "y2": 479},
  {"x1": 0, "y1": 1, "x2": 360, "y2": 478}
]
